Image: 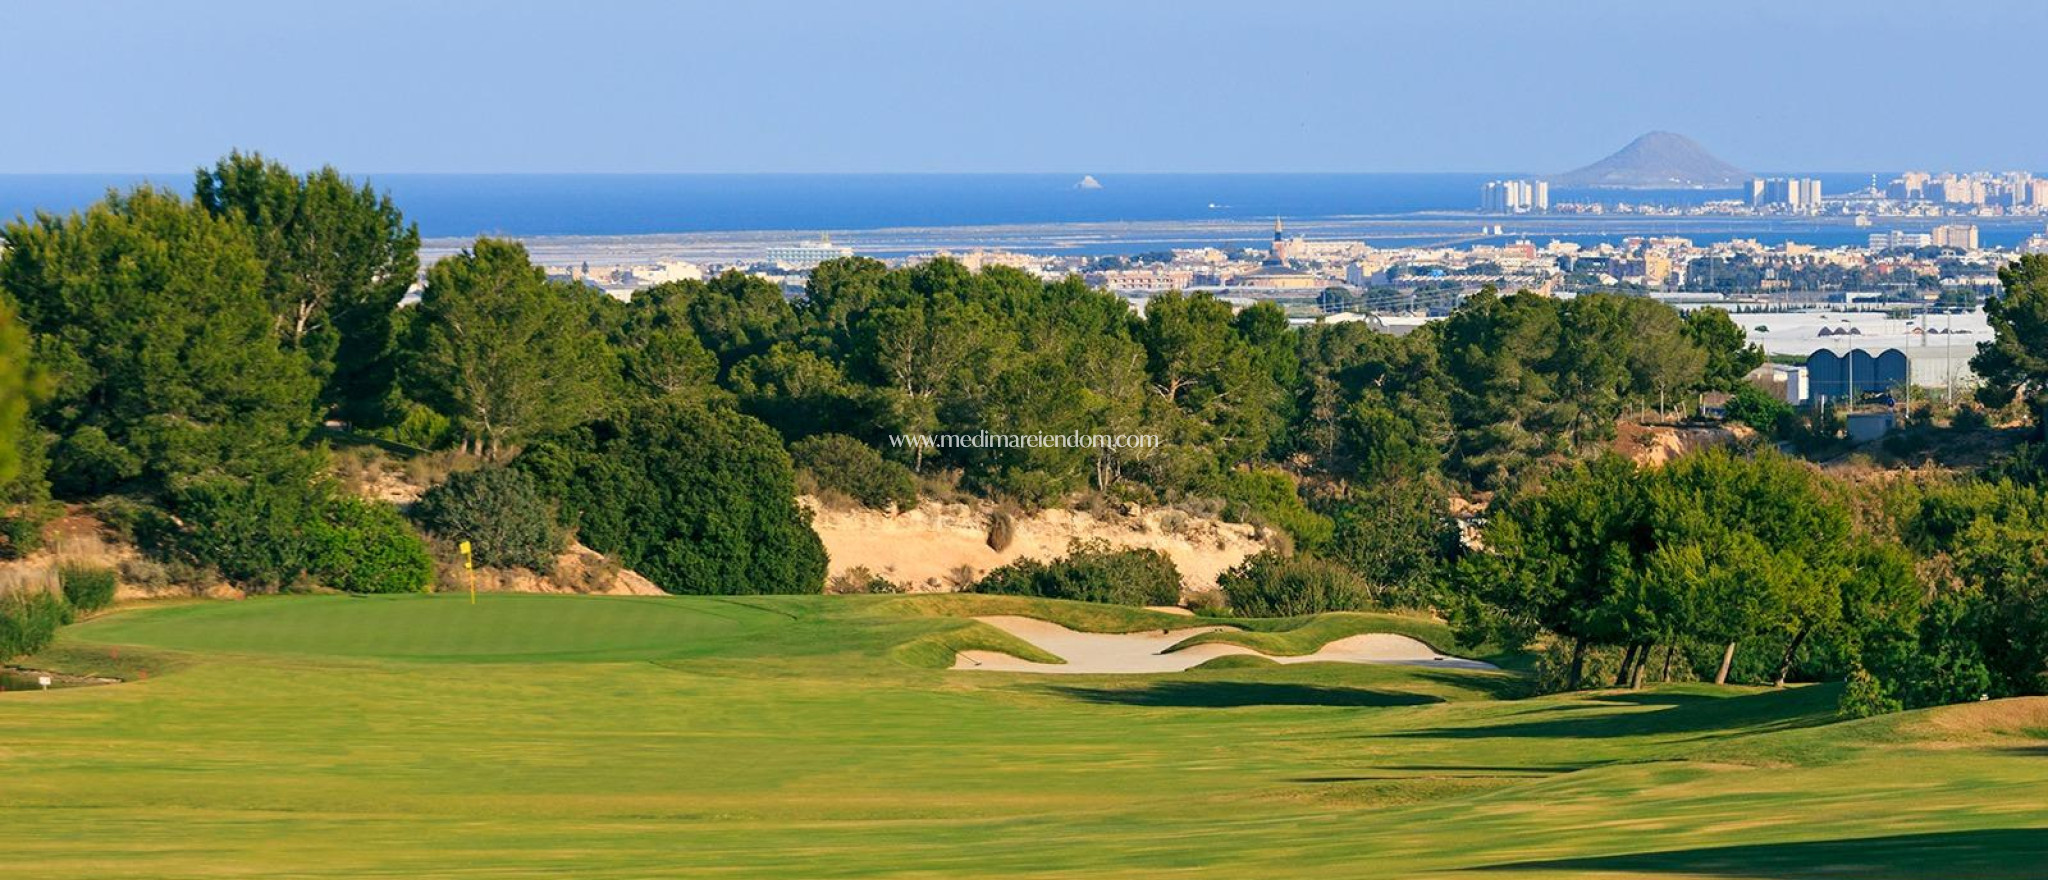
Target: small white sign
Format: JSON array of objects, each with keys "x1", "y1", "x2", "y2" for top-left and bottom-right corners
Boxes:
[{"x1": 37, "y1": 675, "x2": 52, "y2": 690}]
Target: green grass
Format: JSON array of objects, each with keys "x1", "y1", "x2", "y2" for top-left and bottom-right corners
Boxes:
[
  {"x1": 873, "y1": 591, "x2": 1231, "y2": 632},
  {"x1": 2, "y1": 592, "x2": 2044, "y2": 879},
  {"x1": 889, "y1": 619, "x2": 1066, "y2": 668},
  {"x1": 1165, "y1": 610, "x2": 1461, "y2": 656}
]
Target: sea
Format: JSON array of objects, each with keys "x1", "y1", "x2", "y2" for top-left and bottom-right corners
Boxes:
[{"x1": 3, "y1": 172, "x2": 2043, "y2": 255}]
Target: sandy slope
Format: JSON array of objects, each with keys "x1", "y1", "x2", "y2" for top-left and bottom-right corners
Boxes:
[
  {"x1": 952, "y1": 615, "x2": 1497, "y2": 674},
  {"x1": 805, "y1": 498, "x2": 1265, "y2": 593}
]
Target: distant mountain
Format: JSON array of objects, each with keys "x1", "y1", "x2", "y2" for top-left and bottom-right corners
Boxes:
[{"x1": 1549, "y1": 131, "x2": 1748, "y2": 189}]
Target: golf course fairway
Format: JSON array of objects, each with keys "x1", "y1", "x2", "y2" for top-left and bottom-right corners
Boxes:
[{"x1": 3, "y1": 592, "x2": 2044, "y2": 879}]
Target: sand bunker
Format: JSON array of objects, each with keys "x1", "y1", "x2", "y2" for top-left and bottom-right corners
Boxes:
[{"x1": 952, "y1": 616, "x2": 1497, "y2": 674}]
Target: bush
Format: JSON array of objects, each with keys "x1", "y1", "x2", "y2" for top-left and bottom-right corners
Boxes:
[
  {"x1": 791, "y1": 434, "x2": 917, "y2": 511},
  {"x1": 414, "y1": 466, "x2": 568, "y2": 573},
  {"x1": 826, "y1": 566, "x2": 903, "y2": 595},
  {"x1": 170, "y1": 469, "x2": 332, "y2": 590},
  {"x1": 1218, "y1": 551, "x2": 1370, "y2": 617},
  {"x1": 309, "y1": 496, "x2": 435, "y2": 594},
  {"x1": 58, "y1": 565, "x2": 118, "y2": 613},
  {"x1": 1723, "y1": 383, "x2": 1795, "y2": 437},
  {"x1": 169, "y1": 463, "x2": 432, "y2": 594},
  {"x1": 521, "y1": 398, "x2": 827, "y2": 595},
  {"x1": 372, "y1": 399, "x2": 457, "y2": 451},
  {"x1": 1951, "y1": 405, "x2": 1990, "y2": 431},
  {"x1": 1220, "y1": 468, "x2": 1334, "y2": 552},
  {"x1": 1529, "y1": 639, "x2": 1628, "y2": 695},
  {"x1": 117, "y1": 557, "x2": 173, "y2": 592},
  {"x1": 1838, "y1": 666, "x2": 1903, "y2": 718},
  {"x1": 971, "y1": 539, "x2": 1181, "y2": 606},
  {"x1": 0, "y1": 505, "x2": 53, "y2": 560},
  {"x1": 0, "y1": 590, "x2": 68, "y2": 659}
]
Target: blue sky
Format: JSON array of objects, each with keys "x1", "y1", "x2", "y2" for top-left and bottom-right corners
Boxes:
[{"x1": 3, "y1": 0, "x2": 2042, "y2": 174}]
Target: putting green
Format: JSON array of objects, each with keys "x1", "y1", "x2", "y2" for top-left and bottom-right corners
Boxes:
[{"x1": 66, "y1": 593, "x2": 790, "y2": 662}]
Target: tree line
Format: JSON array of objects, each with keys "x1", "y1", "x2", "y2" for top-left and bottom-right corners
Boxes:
[{"x1": 4, "y1": 153, "x2": 2046, "y2": 712}]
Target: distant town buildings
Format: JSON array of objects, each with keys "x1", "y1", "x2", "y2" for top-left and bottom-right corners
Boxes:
[
  {"x1": 2025, "y1": 225, "x2": 2048, "y2": 255},
  {"x1": 1481, "y1": 179, "x2": 1549, "y2": 214}
]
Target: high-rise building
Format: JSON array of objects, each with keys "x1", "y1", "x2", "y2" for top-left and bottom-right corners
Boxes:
[
  {"x1": 1931, "y1": 224, "x2": 1979, "y2": 250},
  {"x1": 1930, "y1": 176, "x2": 1986, "y2": 205},
  {"x1": 1481, "y1": 179, "x2": 1547, "y2": 213},
  {"x1": 1887, "y1": 172, "x2": 1930, "y2": 200},
  {"x1": 1750, "y1": 177, "x2": 1822, "y2": 213}
]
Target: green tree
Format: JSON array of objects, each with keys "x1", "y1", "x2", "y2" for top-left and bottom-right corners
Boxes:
[
  {"x1": 1723, "y1": 382, "x2": 1795, "y2": 436},
  {"x1": 1329, "y1": 477, "x2": 1455, "y2": 607},
  {"x1": 1619, "y1": 295, "x2": 1708, "y2": 415},
  {"x1": 1973, "y1": 254, "x2": 2048, "y2": 433},
  {"x1": 407, "y1": 239, "x2": 619, "y2": 459},
  {"x1": 633, "y1": 271, "x2": 798, "y2": 376},
  {"x1": 728, "y1": 342, "x2": 873, "y2": 440},
  {"x1": 1296, "y1": 321, "x2": 1450, "y2": 481},
  {"x1": 1455, "y1": 454, "x2": 1646, "y2": 689},
  {"x1": 1437, "y1": 288, "x2": 1565, "y2": 487},
  {"x1": 0, "y1": 187, "x2": 318, "y2": 494},
  {"x1": 1684, "y1": 307, "x2": 1766, "y2": 391},
  {"x1": 798, "y1": 256, "x2": 893, "y2": 346},
  {"x1": 0, "y1": 298, "x2": 40, "y2": 491},
  {"x1": 1137, "y1": 290, "x2": 1283, "y2": 465},
  {"x1": 194, "y1": 152, "x2": 420, "y2": 422}
]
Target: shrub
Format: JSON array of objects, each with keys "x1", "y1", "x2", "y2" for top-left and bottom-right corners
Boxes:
[
  {"x1": 1218, "y1": 551, "x2": 1370, "y2": 617},
  {"x1": 58, "y1": 565, "x2": 118, "y2": 613},
  {"x1": 791, "y1": 434, "x2": 917, "y2": 511},
  {"x1": 1184, "y1": 589, "x2": 1228, "y2": 616},
  {"x1": 0, "y1": 506, "x2": 51, "y2": 560},
  {"x1": 1838, "y1": 666, "x2": 1903, "y2": 719},
  {"x1": 1220, "y1": 468, "x2": 1333, "y2": 552},
  {"x1": 1951, "y1": 405, "x2": 1990, "y2": 431},
  {"x1": 169, "y1": 469, "x2": 332, "y2": 590},
  {"x1": 826, "y1": 566, "x2": 903, "y2": 595},
  {"x1": 169, "y1": 463, "x2": 432, "y2": 594},
  {"x1": 521, "y1": 398, "x2": 827, "y2": 595},
  {"x1": 309, "y1": 496, "x2": 435, "y2": 594},
  {"x1": 0, "y1": 589, "x2": 68, "y2": 659},
  {"x1": 971, "y1": 539, "x2": 1180, "y2": 606},
  {"x1": 1723, "y1": 383, "x2": 1796, "y2": 437},
  {"x1": 1529, "y1": 639, "x2": 1628, "y2": 695},
  {"x1": 117, "y1": 557, "x2": 172, "y2": 592},
  {"x1": 373, "y1": 399, "x2": 457, "y2": 451},
  {"x1": 414, "y1": 466, "x2": 568, "y2": 573}
]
